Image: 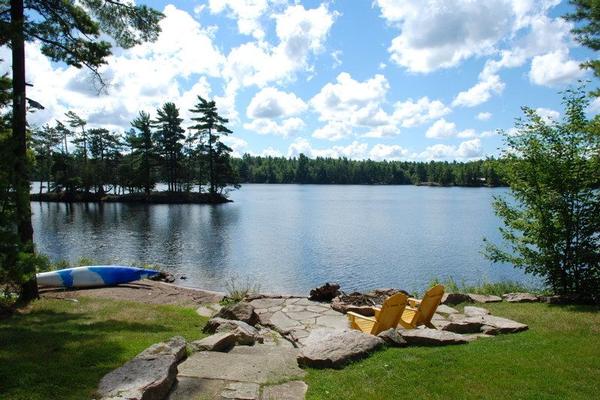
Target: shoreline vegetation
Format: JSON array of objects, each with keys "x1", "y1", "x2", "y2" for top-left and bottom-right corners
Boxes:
[{"x1": 29, "y1": 191, "x2": 231, "y2": 204}]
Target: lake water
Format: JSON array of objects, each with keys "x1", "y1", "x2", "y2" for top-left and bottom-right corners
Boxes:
[{"x1": 31, "y1": 184, "x2": 536, "y2": 295}]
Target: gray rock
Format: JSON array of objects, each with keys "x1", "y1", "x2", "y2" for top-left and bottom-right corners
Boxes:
[
  {"x1": 463, "y1": 306, "x2": 490, "y2": 317},
  {"x1": 297, "y1": 329, "x2": 385, "y2": 369},
  {"x1": 178, "y1": 345, "x2": 305, "y2": 384},
  {"x1": 441, "y1": 316, "x2": 485, "y2": 334},
  {"x1": 441, "y1": 293, "x2": 471, "y2": 305},
  {"x1": 98, "y1": 336, "x2": 185, "y2": 400},
  {"x1": 261, "y1": 381, "x2": 308, "y2": 400},
  {"x1": 248, "y1": 298, "x2": 285, "y2": 309},
  {"x1": 502, "y1": 292, "x2": 539, "y2": 303},
  {"x1": 480, "y1": 315, "x2": 528, "y2": 334},
  {"x1": 221, "y1": 382, "x2": 260, "y2": 399},
  {"x1": 191, "y1": 332, "x2": 236, "y2": 352},
  {"x1": 269, "y1": 310, "x2": 302, "y2": 333},
  {"x1": 204, "y1": 317, "x2": 256, "y2": 334},
  {"x1": 377, "y1": 328, "x2": 408, "y2": 347},
  {"x1": 398, "y1": 328, "x2": 469, "y2": 346},
  {"x1": 214, "y1": 302, "x2": 259, "y2": 326},
  {"x1": 137, "y1": 336, "x2": 187, "y2": 363},
  {"x1": 436, "y1": 304, "x2": 459, "y2": 314},
  {"x1": 207, "y1": 319, "x2": 264, "y2": 346},
  {"x1": 196, "y1": 304, "x2": 222, "y2": 318},
  {"x1": 467, "y1": 294, "x2": 502, "y2": 303},
  {"x1": 314, "y1": 314, "x2": 349, "y2": 330}
]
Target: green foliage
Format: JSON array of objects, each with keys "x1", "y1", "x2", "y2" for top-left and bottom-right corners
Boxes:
[
  {"x1": 428, "y1": 277, "x2": 543, "y2": 297},
  {"x1": 484, "y1": 87, "x2": 600, "y2": 303},
  {"x1": 231, "y1": 154, "x2": 505, "y2": 186},
  {"x1": 221, "y1": 274, "x2": 261, "y2": 304},
  {"x1": 153, "y1": 102, "x2": 185, "y2": 192},
  {"x1": 564, "y1": 1, "x2": 600, "y2": 95}
]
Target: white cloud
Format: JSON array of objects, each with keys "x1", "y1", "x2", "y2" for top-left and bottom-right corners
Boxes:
[
  {"x1": 419, "y1": 138, "x2": 483, "y2": 160},
  {"x1": 221, "y1": 136, "x2": 249, "y2": 157},
  {"x1": 376, "y1": 0, "x2": 516, "y2": 73},
  {"x1": 392, "y1": 97, "x2": 451, "y2": 128},
  {"x1": 529, "y1": 50, "x2": 585, "y2": 87},
  {"x1": 259, "y1": 147, "x2": 283, "y2": 157},
  {"x1": 425, "y1": 118, "x2": 476, "y2": 139},
  {"x1": 369, "y1": 144, "x2": 411, "y2": 160},
  {"x1": 244, "y1": 117, "x2": 305, "y2": 137},
  {"x1": 246, "y1": 87, "x2": 307, "y2": 118},
  {"x1": 476, "y1": 112, "x2": 492, "y2": 121},
  {"x1": 535, "y1": 107, "x2": 560, "y2": 122},
  {"x1": 452, "y1": 74, "x2": 505, "y2": 108},
  {"x1": 312, "y1": 120, "x2": 353, "y2": 141},
  {"x1": 331, "y1": 50, "x2": 343, "y2": 68},
  {"x1": 208, "y1": 0, "x2": 270, "y2": 39},
  {"x1": 288, "y1": 138, "x2": 369, "y2": 159}
]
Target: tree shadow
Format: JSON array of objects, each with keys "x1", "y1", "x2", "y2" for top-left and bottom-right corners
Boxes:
[{"x1": 0, "y1": 308, "x2": 175, "y2": 399}]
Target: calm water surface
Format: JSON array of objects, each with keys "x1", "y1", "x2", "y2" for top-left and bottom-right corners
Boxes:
[{"x1": 31, "y1": 184, "x2": 535, "y2": 294}]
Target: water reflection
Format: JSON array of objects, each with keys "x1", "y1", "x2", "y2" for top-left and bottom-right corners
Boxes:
[{"x1": 31, "y1": 185, "x2": 536, "y2": 294}]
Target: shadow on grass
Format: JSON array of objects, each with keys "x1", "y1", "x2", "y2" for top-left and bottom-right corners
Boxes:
[{"x1": 0, "y1": 308, "x2": 174, "y2": 400}]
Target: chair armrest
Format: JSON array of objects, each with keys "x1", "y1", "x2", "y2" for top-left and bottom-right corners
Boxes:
[
  {"x1": 408, "y1": 298, "x2": 421, "y2": 307},
  {"x1": 347, "y1": 311, "x2": 377, "y2": 323}
]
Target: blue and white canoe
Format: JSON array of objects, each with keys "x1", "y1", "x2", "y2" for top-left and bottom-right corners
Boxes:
[{"x1": 37, "y1": 265, "x2": 160, "y2": 288}]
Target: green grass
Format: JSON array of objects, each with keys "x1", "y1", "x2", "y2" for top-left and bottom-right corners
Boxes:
[
  {"x1": 428, "y1": 277, "x2": 547, "y2": 297},
  {"x1": 0, "y1": 297, "x2": 207, "y2": 400},
  {"x1": 306, "y1": 302, "x2": 600, "y2": 400}
]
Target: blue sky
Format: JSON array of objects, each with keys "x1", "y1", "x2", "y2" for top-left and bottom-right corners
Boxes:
[{"x1": 10, "y1": 0, "x2": 598, "y2": 161}]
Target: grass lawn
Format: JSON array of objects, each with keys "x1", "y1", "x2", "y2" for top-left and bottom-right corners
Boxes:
[
  {"x1": 306, "y1": 302, "x2": 600, "y2": 400},
  {"x1": 0, "y1": 297, "x2": 207, "y2": 400}
]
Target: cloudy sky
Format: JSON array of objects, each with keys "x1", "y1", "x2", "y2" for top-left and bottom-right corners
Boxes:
[{"x1": 3, "y1": 0, "x2": 596, "y2": 161}]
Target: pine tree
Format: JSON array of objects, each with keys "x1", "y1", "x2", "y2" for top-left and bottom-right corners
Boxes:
[
  {"x1": 153, "y1": 103, "x2": 185, "y2": 192},
  {"x1": 126, "y1": 111, "x2": 157, "y2": 195}
]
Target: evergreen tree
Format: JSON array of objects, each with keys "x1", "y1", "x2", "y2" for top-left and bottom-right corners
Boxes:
[
  {"x1": 31, "y1": 125, "x2": 61, "y2": 194},
  {"x1": 126, "y1": 111, "x2": 157, "y2": 195},
  {"x1": 189, "y1": 96, "x2": 234, "y2": 194},
  {"x1": 153, "y1": 103, "x2": 185, "y2": 192}
]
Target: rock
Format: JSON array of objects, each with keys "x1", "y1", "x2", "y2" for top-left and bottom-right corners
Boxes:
[
  {"x1": 205, "y1": 318, "x2": 263, "y2": 345},
  {"x1": 398, "y1": 328, "x2": 469, "y2": 346},
  {"x1": 436, "y1": 304, "x2": 459, "y2": 314},
  {"x1": 309, "y1": 283, "x2": 341, "y2": 302},
  {"x1": 214, "y1": 302, "x2": 259, "y2": 326},
  {"x1": 441, "y1": 293, "x2": 471, "y2": 305},
  {"x1": 502, "y1": 292, "x2": 539, "y2": 303},
  {"x1": 220, "y1": 382, "x2": 260, "y2": 399},
  {"x1": 98, "y1": 336, "x2": 185, "y2": 400},
  {"x1": 191, "y1": 332, "x2": 236, "y2": 352},
  {"x1": 297, "y1": 329, "x2": 385, "y2": 369},
  {"x1": 269, "y1": 311, "x2": 302, "y2": 333},
  {"x1": 331, "y1": 298, "x2": 375, "y2": 316},
  {"x1": 203, "y1": 317, "x2": 251, "y2": 334},
  {"x1": 196, "y1": 304, "x2": 222, "y2": 318},
  {"x1": 480, "y1": 315, "x2": 528, "y2": 334},
  {"x1": 467, "y1": 294, "x2": 502, "y2": 303},
  {"x1": 463, "y1": 306, "x2": 490, "y2": 317},
  {"x1": 261, "y1": 381, "x2": 308, "y2": 400},
  {"x1": 138, "y1": 336, "x2": 187, "y2": 363},
  {"x1": 149, "y1": 271, "x2": 175, "y2": 283},
  {"x1": 441, "y1": 315, "x2": 485, "y2": 334},
  {"x1": 377, "y1": 328, "x2": 408, "y2": 347},
  {"x1": 540, "y1": 295, "x2": 567, "y2": 304}
]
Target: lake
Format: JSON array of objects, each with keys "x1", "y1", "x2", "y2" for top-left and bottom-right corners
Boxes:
[{"x1": 31, "y1": 184, "x2": 536, "y2": 295}]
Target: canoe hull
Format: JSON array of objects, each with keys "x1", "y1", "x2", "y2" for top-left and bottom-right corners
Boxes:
[{"x1": 37, "y1": 266, "x2": 160, "y2": 288}]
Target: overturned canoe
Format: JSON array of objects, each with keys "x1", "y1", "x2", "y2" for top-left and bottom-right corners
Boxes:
[{"x1": 37, "y1": 265, "x2": 160, "y2": 288}]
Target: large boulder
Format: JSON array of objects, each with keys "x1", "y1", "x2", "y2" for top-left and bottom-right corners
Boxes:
[
  {"x1": 203, "y1": 317, "x2": 263, "y2": 347},
  {"x1": 214, "y1": 302, "x2": 259, "y2": 326},
  {"x1": 191, "y1": 332, "x2": 236, "y2": 352},
  {"x1": 97, "y1": 336, "x2": 186, "y2": 400},
  {"x1": 441, "y1": 293, "x2": 471, "y2": 305},
  {"x1": 309, "y1": 283, "x2": 341, "y2": 302},
  {"x1": 398, "y1": 328, "x2": 469, "y2": 346},
  {"x1": 441, "y1": 315, "x2": 486, "y2": 334},
  {"x1": 502, "y1": 292, "x2": 539, "y2": 303},
  {"x1": 297, "y1": 329, "x2": 385, "y2": 369}
]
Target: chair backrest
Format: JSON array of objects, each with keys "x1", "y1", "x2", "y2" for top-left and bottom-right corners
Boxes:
[
  {"x1": 372, "y1": 292, "x2": 408, "y2": 334},
  {"x1": 414, "y1": 284, "x2": 444, "y2": 326}
]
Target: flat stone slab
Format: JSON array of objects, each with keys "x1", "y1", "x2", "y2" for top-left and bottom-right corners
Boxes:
[
  {"x1": 261, "y1": 381, "x2": 308, "y2": 400},
  {"x1": 463, "y1": 306, "x2": 490, "y2": 316},
  {"x1": 436, "y1": 304, "x2": 459, "y2": 314},
  {"x1": 480, "y1": 315, "x2": 528, "y2": 334},
  {"x1": 502, "y1": 292, "x2": 539, "y2": 302},
  {"x1": 178, "y1": 345, "x2": 305, "y2": 384},
  {"x1": 191, "y1": 332, "x2": 236, "y2": 352},
  {"x1": 467, "y1": 294, "x2": 502, "y2": 303},
  {"x1": 221, "y1": 382, "x2": 260, "y2": 399},
  {"x1": 298, "y1": 329, "x2": 385, "y2": 369},
  {"x1": 398, "y1": 328, "x2": 469, "y2": 346},
  {"x1": 167, "y1": 377, "x2": 229, "y2": 400}
]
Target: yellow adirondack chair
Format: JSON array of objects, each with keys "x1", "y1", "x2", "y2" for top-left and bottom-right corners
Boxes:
[
  {"x1": 397, "y1": 284, "x2": 445, "y2": 329},
  {"x1": 347, "y1": 292, "x2": 409, "y2": 335}
]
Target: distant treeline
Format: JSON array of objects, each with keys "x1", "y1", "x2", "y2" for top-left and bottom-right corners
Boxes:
[{"x1": 231, "y1": 154, "x2": 506, "y2": 187}]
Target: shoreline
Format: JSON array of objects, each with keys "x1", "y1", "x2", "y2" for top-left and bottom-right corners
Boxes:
[{"x1": 30, "y1": 191, "x2": 232, "y2": 204}]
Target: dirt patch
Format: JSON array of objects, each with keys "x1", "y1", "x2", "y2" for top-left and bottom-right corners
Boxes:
[{"x1": 40, "y1": 280, "x2": 224, "y2": 308}]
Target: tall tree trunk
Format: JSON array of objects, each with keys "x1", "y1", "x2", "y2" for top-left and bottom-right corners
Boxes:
[
  {"x1": 11, "y1": 0, "x2": 39, "y2": 301},
  {"x1": 209, "y1": 128, "x2": 214, "y2": 195}
]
